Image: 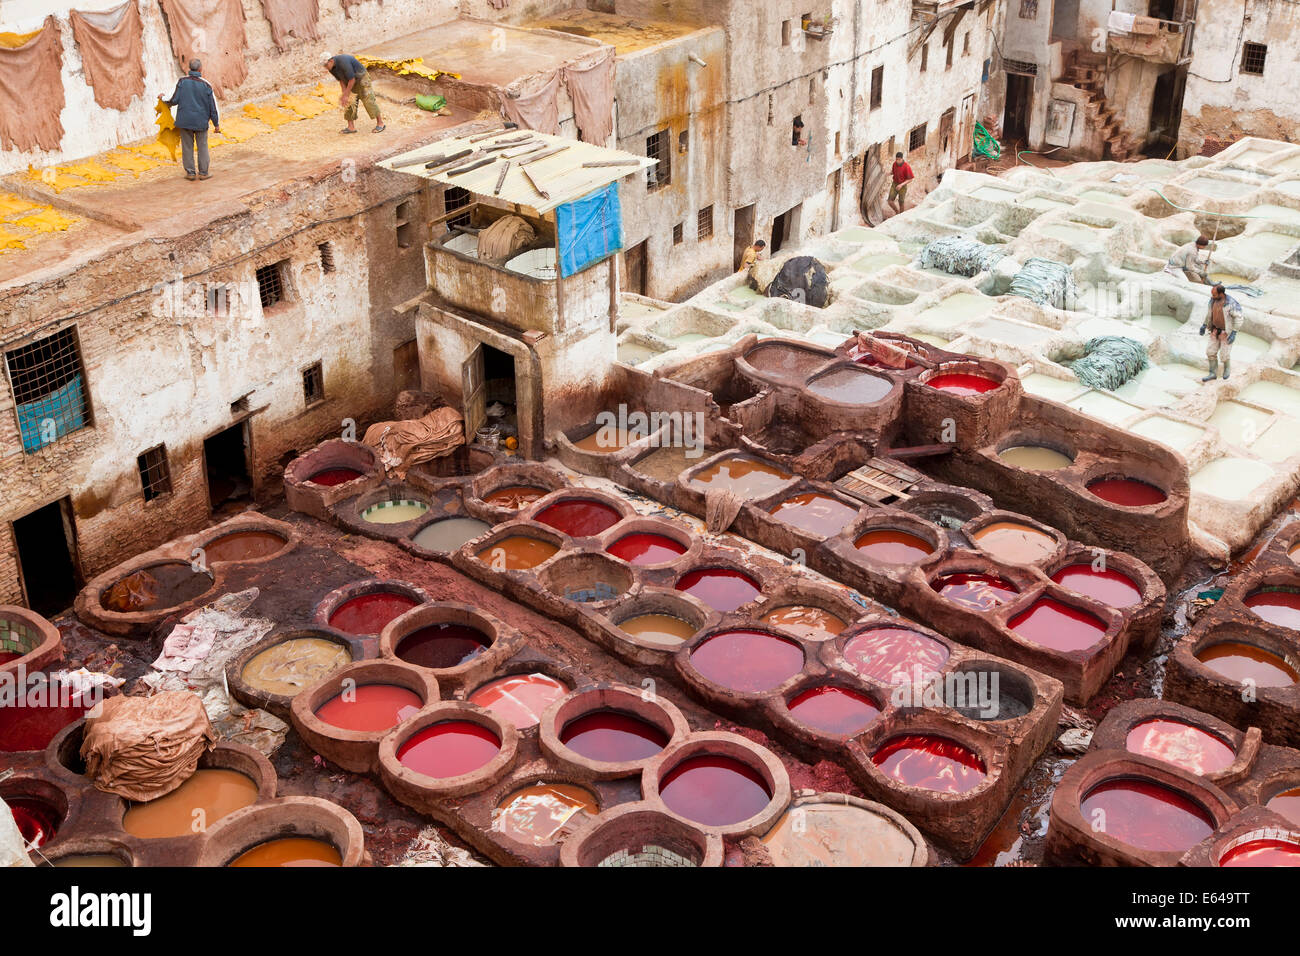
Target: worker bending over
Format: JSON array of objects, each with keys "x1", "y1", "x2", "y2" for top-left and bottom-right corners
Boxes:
[
  {"x1": 326, "y1": 55, "x2": 385, "y2": 134},
  {"x1": 1165, "y1": 235, "x2": 1213, "y2": 284}
]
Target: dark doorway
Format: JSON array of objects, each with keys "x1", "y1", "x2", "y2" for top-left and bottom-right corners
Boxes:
[
  {"x1": 733, "y1": 203, "x2": 756, "y2": 271},
  {"x1": 770, "y1": 203, "x2": 801, "y2": 253},
  {"x1": 393, "y1": 339, "x2": 420, "y2": 394},
  {"x1": 623, "y1": 240, "x2": 648, "y2": 295},
  {"x1": 204, "y1": 422, "x2": 252, "y2": 512},
  {"x1": 482, "y1": 344, "x2": 517, "y2": 443},
  {"x1": 13, "y1": 498, "x2": 80, "y2": 616},
  {"x1": 1146, "y1": 68, "x2": 1186, "y2": 156},
  {"x1": 1003, "y1": 73, "x2": 1033, "y2": 144},
  {"x1": 1148, "y1": 0, "x2": 1176, "y2": 19}
]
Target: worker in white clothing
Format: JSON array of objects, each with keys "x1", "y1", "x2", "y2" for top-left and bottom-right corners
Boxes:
[{"x1": 1164, "y1": 235, "x2": 1214, "y2": 284}]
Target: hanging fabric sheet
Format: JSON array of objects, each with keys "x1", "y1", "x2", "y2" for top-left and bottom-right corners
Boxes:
[
  {"x1": 564, "y1": 48, "x2": 616, "y2": 146},
  {"x1": 70, "y1": 2, "x2": 147, "y2": 112},
  {"x1": 157, "y1": 0, "x2": 249, "y2": 96},
  {"x1": 556, "y1": 182, "x2": 622, "y2": 277},
  {"x1": 259, "y1": 0, "x2": 320, "y2": 52},
  {"x1": 501, "y1": 69, "x2": 561, "y2": 136},
  {"x1": 0, "y1": 18, "x2": 65, "y2": 153}
]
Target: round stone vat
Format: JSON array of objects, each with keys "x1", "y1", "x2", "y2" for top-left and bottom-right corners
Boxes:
[
  {"x1": 197, "y1": 796, "x2": 366, "y2": 867},
  {"x1": 100, "y1": 561, "x2": 214, "y2": 614},
  {"x1": 1244, "y1": 586, "x2": 1300, "y2": 631},
  {"x1": 228, "y1": 628, "x2": 358, "y2": 719},
  {"x1": 316, "y1": 580, "x2": 428, "y2": 637},
  {"x1": 1124, "y1": 717, "x2": 1236, "y2": 776},
  {"x1": 409, "y1": 516, "x2": 493, "y2": 554},
  {"x1": 760, "y1": 793, "x2": 928, "y2": 867},
  {"x1": 645, "y1": 733, "x2": 790, "y2": 837},
  {"x1": 382, "y1": 604, "x2": 503, "y2": 678},
  {"x1": 930, "y1": 571, "x2": 1020, "y2": 612},
  {"x1": 120, "y1": 743, "x2": 275, "y2": 840},
  {"x1": 1078, "y1": 777, "x2": 1215, "y2": 853},
  {"x1": 199, "y1": 527, "x2": 291, "y2": 565},
  {"x1": 675, "y1": 566, "x2": 763, "y2": 612},
  {"x1": 1049, "y1": 563, "x2": 1143, "y2": 609},
  {"x1": 532, "y1": 495, "x2": 626, "y2": 538},
  {"x1": 943, "y1": 662, "x2": 1036, "y2": 722},
  {"x1": 378, "y1": 702, "x2": 519, "y2": 807},
  {"x1": 1, "y1": 674, "x2": 90, "y2": 754},
  {"x1": 766, "y1": 490, "x2": 861, "y2": 539},
  {"x1": 870, "y1": 734, "x2": 989, "y2": 794},
  {"x1": 609, "y1": 591, "x2": 712, "y2": 654},
  {"x1": 841, "y1": 625, "x2": 951, "y2": 686},
  {"x1": 492, "y1": 779, "x2": 600, "y2": 848},
  {"x1": 0, "y1": 606, "x2": 62, "y2": 677},
  {"x1": 538, "y1": 553, "x2": 635, "y2": 607},
  {"x1": 1218, "y1": 834, "x2": 1300, "y2": 867},
  {"x1": 39, "y1": 840, "x2": 136, "y2": 868},
  {"x1": 540, "y1": 685, "x2": 689, "y2": 780},
  {"x1": 785, "y1": 683, "x2": 882, "y2": 736},
  {"x1": 968, "y1": 516, "x2": 1062, "y2": 566},
  {"x1": 687, "y1": 627, "x2": 805, "y2": 695},
  {"x1": 1085, "y1": 475, "x2": 1168, "y2": 508},
  {"x1": 468, "y1": 671, "x2": 571, "y2": 730},
  {"x1": 559, "y1": 805, "x2": 722, "y2": 868},
  {"x1": 284, "y1": 440, "x2": 377, "y2": 519},
  {"x1": 1192, "y1": 635, "x2": 1300, "y2": 688},
  {"x1": 2, "y1": 776, "x2": 69, "y2": 850},
  {"x1": 851, "y1": 515, "x2": 942, "y2": 566},
  {"x1": 291, "y1": 660, "x2": 439, "y2": 773},
  {"x1": 472, "y1": 527, "x2": 565, "y2": 571},
  {"x1": 604, "y1": 518, "x2": 695, "y2": 568}
]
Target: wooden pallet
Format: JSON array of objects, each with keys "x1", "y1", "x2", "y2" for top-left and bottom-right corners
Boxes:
[{"x1": 834, "y1": 458, "x2": 923, "y2": 503}]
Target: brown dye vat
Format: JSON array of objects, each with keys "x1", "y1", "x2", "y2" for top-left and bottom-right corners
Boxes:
[
  {"x1": 102, "y1": 562, "x2": 211, "y2": 613},
  {"x1": 745, "y1": 343, "x2": 833, "y2": 384},
  {"x1": 761, "y1": 605, "x2": 846, "y2": 641},
  {"x1": 691, "y1": 456, "x2": 793, "y2": 498},
  {"x1": 483, "y1": 486, "x2": 549, "y2": 510},
  {"x1": 806, "y1": 367, "x2": 893, "y2": 404},
  {"x1": 494, "y1": 782, "x2": 599, "y2": 846},
  {"x1": 618, "y1": 613, "x2": 698, "y2": 647},
  {"x1": 1195, "y1": 641, "x2": 1299, "y2": 687},
  {"x1": 229, "y1": 837, "x2": 342, "y2": 867},
  {"x1": 971, "y1": 521, "x2": 1057, "y2": 564},
  {"x1": 123, "y1": 768, "x2": 259, "y2": 839},
  {"x1": 633, "y1": 445, "x2": 696, "y2": 484},
  {"x1": 853, "y1": 529, "x2": 935, "y2": 563},
  {"x1": 241, "y1": 638, "x2": 352, "y2": 698},
  {"x1": 476, "y1": 536, "x2": 560, "y2": 570},
  {"x1": 574, "y1": 427, "x2": 633, "y2": 454},
  {"x1": 203, "y1": 531, "x2": 287, "y2": 563},
  {"x1": 50, "y1": 854, "x2": 129, "y2": 867},
  {"x1": 768, "y1": 492, "x2": 860, "y2": 537},
  {"x1": 998, "y1": 446, "x2": 1074, "y2": 471}
]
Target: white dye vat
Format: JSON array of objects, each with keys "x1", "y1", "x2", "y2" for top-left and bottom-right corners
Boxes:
[
  {"x1": 970, "y1": 185, "x2": 1020, "y2": 202},
  {"x1": 1067, "y1": 390, "x2": 1142, "y2": 420},
  {"x1": 850, "y1": 253, "x2": 911, "y2": 275},
  {"x1": 1041, "y1": 222, "x2": 1107, "y2": 246},
  {"x1": 1208, "y1": 401, "x2": 1274, "y2": 445},
  {"x1": 967, "y1": 318, "x2": 1057, "y2": 346},
  {"x1": 1190, "y1": 457, "x2": 1274, "y2": 500},
  {"x1": 1132, "y1": 313, "x2": 1187, "y2": 338},
  {"x1": 1130, "y1": 416, "x2": 1206, "y2": 452},
  {"x1": 832, "y1": 226, "x2": 882, "y2": 243},
  {"x1": 913, "y1": 293, "x2": 991, "y2": 329},
  {"x1": 1021, "y1": 373, "x2": 1086, "y2": 402},
  {"x1": 1221, "y1": 231, "x2": 1298, "y2": 265},
  {"x1": 618, "y1": 342, "x2": 663, "y2": 366},
  {"x1": 1113, "y1": 371, "x2": 1178, "y2": 408},
  {"x1": 1230, "y1": 331, "x2": 1271, "y2": 363},
  {"x1": 1237, "y1": 381, "x2": 1300, "y2": 417},
  {"x1": 1246, "y1": 204, "x2": 1300, "y2": 226},
  {"x1": 1078, "y1": 190, "x2": 1124, "y2": 205},
  {"x1": 1251, "y1": 423, "x2": 1300, "y2": 463},
  {"x1": 505, "y1": 247, "x2": 558, "y2": 279},
  {"x1": 1182, "y1": 177, "x2": 1255, "y2": 199},
  {"x1": 1020, "y1": 196, "x2": 1071, "y2": 211},
  {"x1": 442, "y1": 232, "x2": 480, "y2": 257}
]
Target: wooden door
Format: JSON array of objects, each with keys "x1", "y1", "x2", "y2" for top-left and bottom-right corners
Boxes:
[{"x1": 462, "y1": 346, "x2": 486, "y2": 440}]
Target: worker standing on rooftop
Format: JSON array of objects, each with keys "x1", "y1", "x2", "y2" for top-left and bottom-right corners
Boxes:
[
  {"x1": 326, "y1": 54, "x2": 385, "y2": 135},
  {"x1": 888, "y1": 151, "x2": 914, "y2": 216},
  {"x1": 1165, "y1": 235, "x2": 1214, "y2": 284},
  {"x1": 1200, "y1": 282, "x2": 1241, "y2": 381},
  {"x1": 159, "y1": 59, "x2": 220, "y2": 181}
]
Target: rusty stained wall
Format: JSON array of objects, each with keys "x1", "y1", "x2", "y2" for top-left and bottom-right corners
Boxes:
[
  {"x1": 1180, "y1": 0, "x2": 1300, "y2": 154},
  {"x1": 0, "y1": 166, "x2": 429, "y2": 607}
]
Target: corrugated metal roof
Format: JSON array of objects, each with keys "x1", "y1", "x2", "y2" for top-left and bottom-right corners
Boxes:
[{"x1": 378, "y1": 130, "x2": 656, "y2": 215}]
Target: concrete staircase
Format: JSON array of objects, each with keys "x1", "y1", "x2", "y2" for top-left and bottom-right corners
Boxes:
[{"x1": 1065, "y1": 53, "x2": 1141, "y2": 160}]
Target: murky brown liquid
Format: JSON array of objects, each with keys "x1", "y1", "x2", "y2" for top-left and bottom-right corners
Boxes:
[
  {"x1": 123, "y1": 769, "x2": 258, "y2": 839},
  {"x1": 241, "y1": 638, "x2": 352, "y2": 697},
  {"x1": 761, "y1": 605, "x2": 846, "y2": 640},
  {"x1": 971, "y1": 521, "x2": 1056, "y2": 564},
  {"x1": 618, "y1": 613, "x2": 698, "y2": 647},
  {"x1": 691, "y1": 456, "x2": 792, "y2": 498},
  {"x1": 476, "y1": 536, "x2": 560, "y2": 570}
]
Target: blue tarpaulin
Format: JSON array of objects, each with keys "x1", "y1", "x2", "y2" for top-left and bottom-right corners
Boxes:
[
  {"x1": 556, "y1": 182, "x2": 622, "y2": 277},
  {"x1": 17, "y1": 375, "x2": 86, "y2": 452}
]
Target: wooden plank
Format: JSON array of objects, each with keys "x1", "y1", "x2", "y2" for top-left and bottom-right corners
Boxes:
[
  {"x1": 493, "y1": 161, "x2": 511, "y2": 196},
  {"x1": 866, "y1": 457, "x2": 923, "y2": 482}
]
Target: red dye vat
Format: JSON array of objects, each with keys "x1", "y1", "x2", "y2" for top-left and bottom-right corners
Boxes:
[
  {"x1": 606, "y1": 533, "x2": 687, "y2": 566},
  {"x1": 925, "y1": 372, "x2": 999, "y2": 395},
  {"x1": 676, "y1": 568, "x2": 762, "y2": 612},
  {"x1": 0, "y1": 650, "x2": 23, "y2": 666},
  {"x1": 1220, "y1": 838, "x2": 1300, "y2": 867},
  {"x1": 1267, "y1": 787, "x2": 1300, "y2": 826},
  {"x1": 1125, "y1": 718, "x2": 1235, "y2": 776},
  {"x1": 8, "y1": 798, "x2": 59, "y2": 847},
  {"x1": 871, "y1": 735, "x2": 986, "y2": 794},
  {"x1": 843, "y1": 627, "x2": 950, "y2": 685},
  {"x1": 854, "y1": 528, "x2": 935, "y2": 563},
  {"x1": 659, "y1": 755, "x2": 773, "y2": 827},
  {"x1": 1244, "y1": 590, "x2": 1300, "y2": 631},
  {"x1": 396, "y1": 721, "x2": 500, "y2": 778},
  {"x1": 327, "y1": 592, "x2": 419, "y2": 635},
  {"x1": 397, "y1": 624, "x2": 490, "y2": 670},
  {"x1": 307, "y1": 468, "x2": 364, "y2": 486},
  {"x1": 1078, "y1": 778, "x2": 1215, "y2": 852},
  {"x1": 559, "y1": 710, "x2": 669, "y2": 762},
  {"x1": 1009, "y1": 598, "x2": 1108, "y2": 652},
  {"x1": 314, "y1": 683, "x2": 422, "y2": 732},
  {"x1": 1050, "y1": 565, "x2": 1142, "y2": 609},
  {"x1": 689, "y1": 630, "x2": 805, "y2": 693},
  {"x1": 933, "y1": 573, "x2": 1018, "y2": 611},
  {"x1": 1195, "y1": 642, "x2": 1299, "y2": 687},
  {"x1": 0, "y1": 690, "x2": 89, "y2": 752},
  {"x1": 535, "y1": 500, "x2": 621, "y2": 537},
  {"x1": 787, "y1": 686, "x2": 880, "y2": 735},
  {"x1": 1086, "y1": 478, "x2": 1167, "y2": 507}
]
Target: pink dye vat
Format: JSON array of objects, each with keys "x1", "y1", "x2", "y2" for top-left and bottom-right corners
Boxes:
[
  {"x1": 932, "y1": 573, "x2": 1018, "y2": 611},
  {"x1": 786, "y1": 686, "x2": 880, "y2": 735},
  {"x1": 843, "y1": 627, "x2": 950, "y2": 685},
  {"x1": 1078, "y1": 778, "x2": 1215, "y2": 853},
  {"x1": 1267, "y1": 787, "x2": 1300, "y2": 826},
  {"x1": 606, "y1": 533, "x2": 687, "y2": 566},
  {"x1": 1050, "y1": 565, "x2": 1142, "y2": 609},
  {"x1": 658, "y1": 755, "x2": 773, "y2": 827},
  {"x1": 327, "y1": 592, "x2": 419, "y2": 635},
  {"x1": 1086, "y1": 478, "x2": 1167, "y2": 507},
  {"x1": 689, "y1": 629, "x2": 805, "y2": 693},
  {"x1": 396, "y1": 721, "x2": 501, "y2": 778},
  {"x1": 871, "y1": 735, "x2": 987, "y2": 794},
  {"x1": 559, "y1": 711, "x2": 669, "y2": 762},
  {"x1": 1008, "y1": 599, "x2": 1108, "y2": 652},
  {"x1": 675, "y1": 568, "x2": 762, "y2": 612},
  {"x1": 468, "y1": 673, "x2": 568, "y2": 729},
  {"x1": 1244, "y1": 590, "x2": 1300, "y2": 631},
  {"x1": 1125, "y1": 718, "x2": 1235, "y2": 776},
  {"x1": 1219, "y1": 839, "x2": 1300, "y2": 867}
]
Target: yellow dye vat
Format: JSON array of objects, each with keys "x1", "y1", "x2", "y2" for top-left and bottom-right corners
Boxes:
[
  {"x1": 242, "y1": 102, "x2": 298, "y2": 129},
  {"x1": 15, "y1": 207, "x2": 77, "y2": 233}
]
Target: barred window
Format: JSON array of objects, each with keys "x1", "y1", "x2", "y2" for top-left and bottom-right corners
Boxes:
[
  {"x1": 1241, "y1": 43, "x2": 1267, "y2": 76},
  {"x1": 137, "y1": 445, "x2": 172, "y2": 501},
  {"x1": 672, "y1": 222, "x2": 684, "y2": 245},
  {"x1": 909, "y1": 123, "x2": 928, "y2": 152},
  {"x1": 697, "y1": 205, "x2": 714, "y2": 241},
  {"x1": 443, "y1": 186, "x2": 472, "y2": 229},
  {"x1": 302, "y1": 361, "x2": 325, "y2": 406},
  {"x1": 870, "y1": 66, "x2": 884, "y2": 109},
  {"x1": 318, "y1": 242, "x2": 335, "y2": 273},
  {"x1": 646, "y1": 129, "x2": 671, "y2": 191},
  {"x1": 256, "y1": 261, "x2": 287, "y2": 309},
  {"x1": 5, "y1": 326, "x2": 92, "y2": 452}
]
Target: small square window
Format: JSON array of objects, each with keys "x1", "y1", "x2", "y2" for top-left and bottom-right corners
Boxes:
[
  {"x1": 697, "y1": 205, "x2": 714, "y2": 241},
  {"x1": 646, "y1": 129, "x2": 671, "y2": 191},
  {"x1": 443, "y1": 186, "x2": 472, "y2": 229},
  {"x1": 1241, "y1": 42, "x2": 1267, "y2": 76},
  {"x1": 870, "y1": 66, "x2": 884, "y2": 109},
  {"x1": 672, "y1": 222, "x2": 684, "y2": 245},
  {"x1": 137, "y1": 445, "x2": 172, "y2": 501},
  {"x1": 255, "y1": 261, "x2": 287, "y2": 309},
  {"x1": 302, "y1": 361, "x2": 325, "y2": 407},
  {"x1": 782, "y1": 19, "x2": 793, "y2": 45},
  {"x1": 946, "y1": 39, "x2": 954, "y2": 69},
  {"x1": 909, "y1": 123, "x2": 927, "y2": 152}
]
